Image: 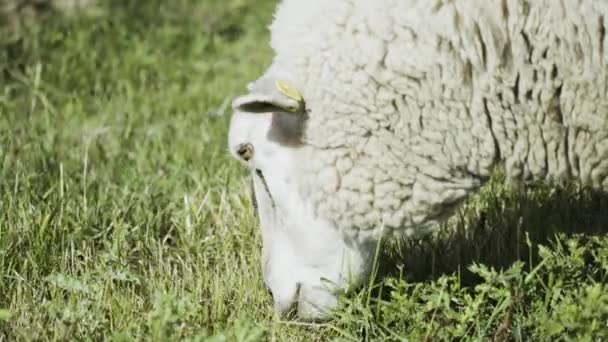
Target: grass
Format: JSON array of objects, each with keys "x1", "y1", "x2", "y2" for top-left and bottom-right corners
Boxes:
[{"x1": 0, "y1": 1, "x2": 607, "y2": 341}]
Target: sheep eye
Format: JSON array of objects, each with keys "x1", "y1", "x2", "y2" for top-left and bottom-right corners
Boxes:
[{"x1": 237, "y1": 143, "x2": 254, "y2": 161}]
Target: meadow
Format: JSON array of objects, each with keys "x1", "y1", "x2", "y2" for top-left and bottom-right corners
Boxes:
[{"x1": 0, "y1": 1, "x2": 607, "y2": 340}]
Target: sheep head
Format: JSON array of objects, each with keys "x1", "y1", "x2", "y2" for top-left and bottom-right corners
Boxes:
[{"x1": 227, "y1": 74, "x2": 375, "y2": 320}]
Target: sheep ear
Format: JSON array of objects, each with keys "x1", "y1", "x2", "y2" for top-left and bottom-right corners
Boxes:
[{"x1": 233, "y1": 78, "x2": 305, "y2": 114}]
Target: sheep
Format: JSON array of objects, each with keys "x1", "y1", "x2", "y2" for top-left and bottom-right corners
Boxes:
[{"x1": 228, "y1": 0, "x2": 608, "y2": 320}]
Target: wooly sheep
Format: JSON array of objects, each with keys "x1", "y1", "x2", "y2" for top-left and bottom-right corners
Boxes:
[{"x1": 228, "y1": 0, "x2": 608, "y2": 320}]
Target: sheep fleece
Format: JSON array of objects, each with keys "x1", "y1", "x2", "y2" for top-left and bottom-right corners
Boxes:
[{"x1": 267, "y1": 0, "x2": 608, "y2": 241}]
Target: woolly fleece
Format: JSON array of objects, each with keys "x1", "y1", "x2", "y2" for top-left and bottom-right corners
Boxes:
[{"x1": 266, "y1": 0, "x2": 608, "y2": 241}]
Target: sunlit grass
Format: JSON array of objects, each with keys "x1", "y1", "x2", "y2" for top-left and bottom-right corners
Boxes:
[{"x1": 1, "y1": 1, "x2": 607, "y2": 341}]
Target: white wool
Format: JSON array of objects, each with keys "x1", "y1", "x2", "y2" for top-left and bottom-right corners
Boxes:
[{"x1": 229, "y1": 0, "x2": 608, "y2": 319}]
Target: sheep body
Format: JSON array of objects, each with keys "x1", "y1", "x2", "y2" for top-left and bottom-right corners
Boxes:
[
  {"x1": 267, "y1": 0, "x2": 608, "y2": 241},
  {"x1": 229, "y1": 0, "x2": 608, "y2": 319}
]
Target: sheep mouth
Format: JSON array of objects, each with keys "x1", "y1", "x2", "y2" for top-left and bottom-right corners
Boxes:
[{"x1": 268, "y1": 283, "x2": 301, "y2": 319}]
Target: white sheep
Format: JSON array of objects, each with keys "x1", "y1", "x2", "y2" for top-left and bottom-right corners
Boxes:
[{"x1": 228, "y1": 0, "x2": 608, "y2": 320}]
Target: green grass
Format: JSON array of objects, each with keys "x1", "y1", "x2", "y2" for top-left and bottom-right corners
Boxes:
[{"x1": 0, "y1": 1, "x2": 607, "y2": 341}]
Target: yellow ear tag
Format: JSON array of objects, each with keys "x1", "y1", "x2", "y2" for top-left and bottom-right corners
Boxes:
[{"x1": 275, "y1": 80, "x2": 303, "y2": 103}]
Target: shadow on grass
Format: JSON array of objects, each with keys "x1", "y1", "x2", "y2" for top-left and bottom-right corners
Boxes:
[{"x1": 376, "y1": 175, "x2": 608, "y2": 287}]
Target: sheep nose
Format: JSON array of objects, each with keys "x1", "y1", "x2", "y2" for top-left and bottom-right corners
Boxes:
[
  {"x1": 269, "y1": 282, "x2": 338, "y2": 321},
  {"x1": 271, "y1": 284, "x2": 300, "y2": 318}
]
